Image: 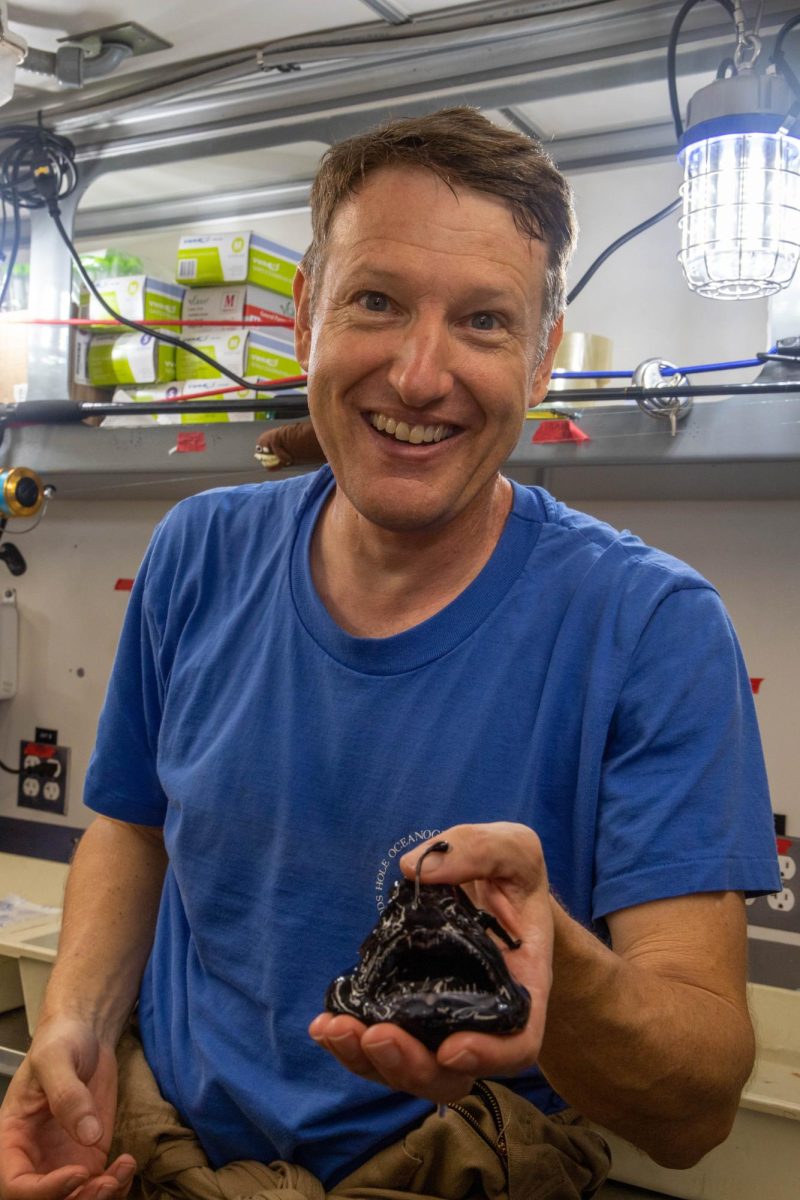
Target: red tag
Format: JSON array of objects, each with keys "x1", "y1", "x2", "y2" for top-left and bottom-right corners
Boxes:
[
  {"x1": 750, "y1": 677, "x2": 764, "y2": 695},
  {"x1": 114, "y1": 579, "x2": 134, "y2": 591},
  {"x1": 23, "y1": 741, "x2": 56, "y2": 759},
  {"x1": 532, "y1": 419, "x2": 590, "y2": 444},
  {"x1": 173, "y1": 431, "x2": 207, "y2": 453},
  {"x1": 777, "y1": 837, "x2": 792, "y2": 856}
]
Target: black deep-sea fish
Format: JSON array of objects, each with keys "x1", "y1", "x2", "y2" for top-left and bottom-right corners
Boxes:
[{"x1": 325, "y1": 842, "x2": 531, "y2": 1050}]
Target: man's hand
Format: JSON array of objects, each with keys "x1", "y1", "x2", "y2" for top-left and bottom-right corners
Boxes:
[
  {"x1": 0, "y1": 1017, "x2": 136, "y2": 1200},
  {"x1": 309, "y1": 822, "x2": 553, "y2": 1104}
]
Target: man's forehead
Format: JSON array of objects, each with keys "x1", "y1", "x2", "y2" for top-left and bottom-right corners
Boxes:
[{"x1": 324, "y1": 166, "x2": 544, "y2": 282}]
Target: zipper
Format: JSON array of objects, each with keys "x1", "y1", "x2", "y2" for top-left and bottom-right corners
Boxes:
[{"x1": 448, "y1": 1080, "x2": 508, "y2": 1177}]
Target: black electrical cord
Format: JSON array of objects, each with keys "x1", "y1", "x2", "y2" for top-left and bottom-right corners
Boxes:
[
  {"x1": 566, "y1": 197, "x2": 681, "y2": 306},
  {"x1": 0, "y1": 759, "x2": 19, "y2": 775},
  {"x1": 0, "y1": 202, "x2": 21, "y2": 311},
  {"x1": 772, "y1": 13, "x2": 800, "y2": 122},
  {"x1": 0, "y1": 125, "x2": 79, "y2": 311},
  {"x1": 667, "y1": 0, "x2": 735, "y2": 142},
  {"x1": 0, "y1": 124, "x2": 304, "y2": 394},
  {"x1": 774, "y1": 13, "x2": 800, "y2": 62}
]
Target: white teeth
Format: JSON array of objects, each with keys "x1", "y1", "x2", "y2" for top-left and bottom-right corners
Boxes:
[{"x1": 369, "y1": 412, "x2": 454, "y2": 445}]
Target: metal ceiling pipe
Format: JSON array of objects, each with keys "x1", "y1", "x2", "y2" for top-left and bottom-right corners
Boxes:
[{"x1": 10, "y1": 0, "x2": 719, "y2": 133}]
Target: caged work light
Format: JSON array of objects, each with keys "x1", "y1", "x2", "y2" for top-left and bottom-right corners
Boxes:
[
  {"x1": 678, "y1": 70, "x2": 800, "y2": 299},
  {"x1": 674, "y1": 6, "x2": 800, "y2": 300}
]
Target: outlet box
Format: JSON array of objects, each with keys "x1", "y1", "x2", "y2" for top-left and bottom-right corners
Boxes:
[
  {"x1": 17, "y1": 736, "x2": 70, "y2": 816},
  {"x1": 748, "y1": 836, "x2": 800, "y2": 936}
]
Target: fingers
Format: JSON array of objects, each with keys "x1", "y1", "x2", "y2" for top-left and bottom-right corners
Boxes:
[
  {"x1": 360, "y1": 1025, "x2": 476, "y2": 1105},
  {"x1": 0, "y1": 1167, "x2": 88, "y2": 1200},
  {"x1": 28, "y1": 1047, "x2": 102, "y2": 1150},
  {"x1": 70, "y1": 1157, "x2": 137, "y2": 1200},
  {"x1": 308, "y1": 1014, "x2": 384, "y2": 1084},
  {"x1": 309, "y1": 1015, "x2": 475, "y2": 1105},
  {"x1": 0, "y1": 1159, "x2": 134, "y2": 1200},
  {"x1": 399, "y1": 822, "x2": 546, "y2": 894}
]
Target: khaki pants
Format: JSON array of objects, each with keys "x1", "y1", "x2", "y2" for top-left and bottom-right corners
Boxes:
[{"x1": 113, "y1": 1030, "x2": 610, "y2": 1200}]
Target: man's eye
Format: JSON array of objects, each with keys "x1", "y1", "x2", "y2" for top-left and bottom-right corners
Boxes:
[
  {"x1": 358, "y1": 292, "x2": 390, "y2": 312},
  {"x1": 470, "y1": 312, "x2": 500, "y2": 331}
]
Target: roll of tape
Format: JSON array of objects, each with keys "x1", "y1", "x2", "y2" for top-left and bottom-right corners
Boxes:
[
  {"x1": 550, "y1": 332, "x2": 614, "y2": 391},
  {"x1": 0, "y1": 468, "x2": 44, "y2": 518}
]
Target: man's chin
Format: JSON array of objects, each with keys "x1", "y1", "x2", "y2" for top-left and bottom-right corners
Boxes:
[{"x1": 347, "y1": 485, "x2": 466, "y2": 536}]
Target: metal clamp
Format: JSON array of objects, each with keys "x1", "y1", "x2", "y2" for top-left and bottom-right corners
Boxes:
[{"x1": 631, "y1": 358, "x2": 693, "y2": 437}]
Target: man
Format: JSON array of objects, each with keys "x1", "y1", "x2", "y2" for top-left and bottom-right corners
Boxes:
[{"x1": 0, "y1": 108, "x2": 780, "y2": 1200}]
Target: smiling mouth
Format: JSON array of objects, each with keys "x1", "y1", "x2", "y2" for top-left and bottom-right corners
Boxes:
[{"x1": 368, "y1": 411, "x2": 457, "y2": 445}]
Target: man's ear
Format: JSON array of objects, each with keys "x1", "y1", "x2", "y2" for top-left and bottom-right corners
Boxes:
[
  {"x1": 292, "y1": 267, "x2": 312, "y2": 371},
  {"x1": 529, "y1": 314, "x2": 564, "y2": 408}
]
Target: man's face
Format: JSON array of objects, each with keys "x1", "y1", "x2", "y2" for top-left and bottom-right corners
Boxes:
[{"x1": 294, "y1": 166, "x2": 562, "y2": 534}]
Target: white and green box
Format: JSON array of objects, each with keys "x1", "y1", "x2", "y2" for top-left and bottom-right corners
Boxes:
[
  {"x1": 182, "y1": 283, "x2": 295, "y2": 328},
  {"x1": 246, "y1": 332, "x2": 303, "y2": 384},
  {"x1": 75, "y1": 331, "x2": 176, "y2": 387},
  {"x1": 109, "y1": 379, "x2": 272, "y2": 425},
  {"x1": 155, "y1": 378, "x2": 271, "y2": 424},
  {"x1": 85, "y1": 276, "x2": 185, "y2": 325},
  {"x1": 104, "y1": 383, "x2": 184, "y2": 426},
  {"x1": 175, "y1": 330, "x2": 302, "y2": 382},
  {"x1": 176, "y1": 232, "x2": 302, "y2": 296}
]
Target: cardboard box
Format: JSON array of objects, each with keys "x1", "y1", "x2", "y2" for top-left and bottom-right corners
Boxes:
[
  {"x1": 85, "y1": 275, "x2": 184, "y2": 325},
  {"x1": 176, "y1": 232, "x2": 302, "y2": 296},
  {"x1": 175, "y1": 330, "x2": 302, "y2": 382},
  {"x1": 182, "y1": 282, "x2": 295, "y2": 328},
  {"x1": 0, "y1": 314, "x2": 28, "y2": 404},
  {"x1": 75, "y1": 331, "x2": 176, "y2": 387},
  {"x1": 109, "y1": 378, "x2": 274, "y2": 425}
]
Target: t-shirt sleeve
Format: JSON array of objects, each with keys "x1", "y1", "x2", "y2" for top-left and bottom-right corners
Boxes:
[
  {"x1": 592, "y1": 584, "x2": 780, "y2": 920},
  {"x1": 83, "y1": 527, "x2": 171, "y2": 827}
]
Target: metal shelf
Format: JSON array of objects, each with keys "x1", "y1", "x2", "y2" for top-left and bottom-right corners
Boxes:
[{"x1": 2, "y1": 390, "x2": 800, "y2": 503}]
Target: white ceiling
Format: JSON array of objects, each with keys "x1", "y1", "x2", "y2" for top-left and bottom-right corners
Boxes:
[
  {"x1": 8, "y1": 0, "x2": 497, "y2": 94},
  {"x1": 7, "y1": 2, "x2": 795, "y2": 212},
  {"x1": 10, "y1": 0, "x2": 378, "y2": 70},
  {"x1": 81, "y1": 143, "x2": 329, "y2": 210}
]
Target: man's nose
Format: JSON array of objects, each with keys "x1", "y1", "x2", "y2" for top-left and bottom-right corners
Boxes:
[{"x1": 386, "y1": 319, "x2": 455, "y2": 408}]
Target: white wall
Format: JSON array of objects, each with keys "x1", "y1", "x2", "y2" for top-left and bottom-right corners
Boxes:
[{"x1": 0, "y1": 499, "x2": 171, "y2": 831}]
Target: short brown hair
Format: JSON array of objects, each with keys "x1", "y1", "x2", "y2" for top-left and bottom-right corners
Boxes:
[{"x1": 303, "y1": 106, "x2": 577, "y2": 335}]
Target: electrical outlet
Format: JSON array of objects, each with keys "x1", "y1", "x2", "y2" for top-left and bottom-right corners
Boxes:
[
  {"x1": 779, "y1": 854, "x2": 796, "y2": 881},
  {"x1": 17, "y1": 736, "x2": 69, "y2": 815},
  {"x1": 748, "y1": 837, "x2": 800, "y2": 935},
  {"x1": 767, "y1": 888, "x2": 796, "y2": 914}
]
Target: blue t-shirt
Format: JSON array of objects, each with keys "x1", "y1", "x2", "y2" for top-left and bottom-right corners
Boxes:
[{"x1": 84, "y1": 466, "x2": 779, "y2": 1185}]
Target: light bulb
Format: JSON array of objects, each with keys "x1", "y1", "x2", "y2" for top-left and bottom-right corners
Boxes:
[{"x1": 678, "y1": 72, "x2": 800, "y2": 300}]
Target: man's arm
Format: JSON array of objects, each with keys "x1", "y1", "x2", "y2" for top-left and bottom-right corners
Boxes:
[
  {"x1": 309, "y1": 825, "x2": 755, "y2": 1169},
  {"x1": 0, "y1": 814, "x2": 167, "y2": 1200},
  {"x1": 38, "y1": 814, "x2": 167, "y2": 1044},
  {"x1": 538, "y1": 890, "x2": 753, "y2": 1168}
]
